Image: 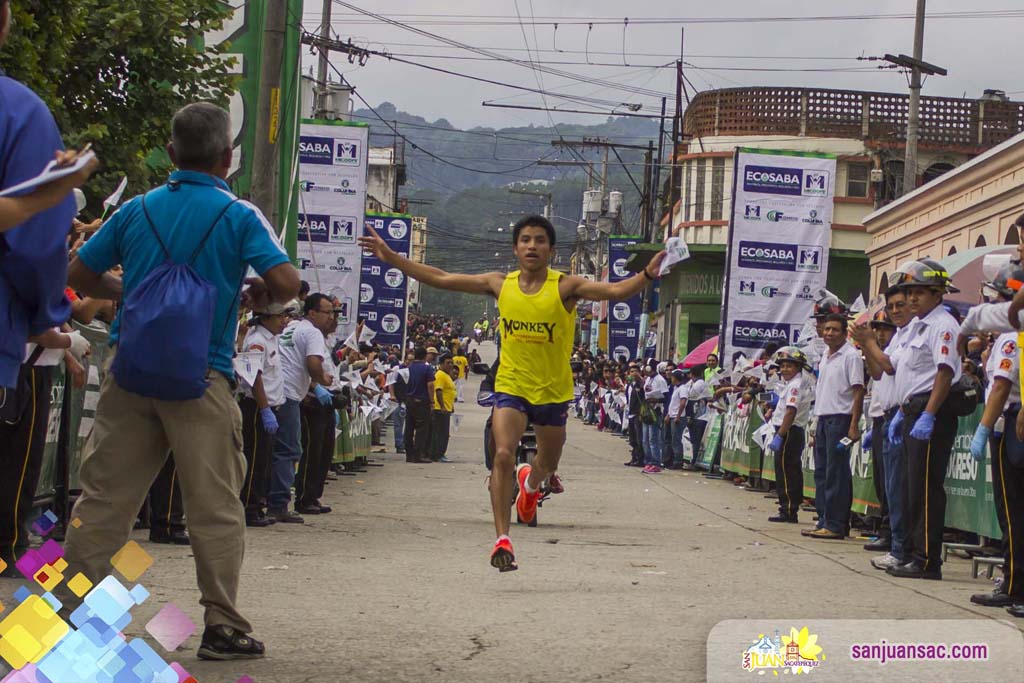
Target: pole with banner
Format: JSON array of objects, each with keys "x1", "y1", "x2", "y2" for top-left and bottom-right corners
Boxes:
[
  {"x1": 295, "y1": 120, "x2": 369, "y2": 343},
  {"x1": 361, "y1": 213, "x2": 413, "y2": 350},
  {"x1": 607, "y1": 236, "x2": 644, "y2": 362},
  {"x1": 720, "y1": 148, "x2": 837, "y2": 364}
]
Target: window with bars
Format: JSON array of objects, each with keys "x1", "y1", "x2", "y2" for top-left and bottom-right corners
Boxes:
[
  {"x1": 710, "y1": 158, "x2": 725, "y2": 220},
  {"x1": 846, "y1": 163, "x2": 870, "y2": 198}
]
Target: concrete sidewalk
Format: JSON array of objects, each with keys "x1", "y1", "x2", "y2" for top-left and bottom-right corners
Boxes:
[{"x1": 9, "y1": 342, "x2": 1018, "y2": 683}]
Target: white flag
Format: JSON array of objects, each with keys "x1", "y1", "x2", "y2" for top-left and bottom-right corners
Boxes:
[
  {"x1": 103, "y1": 176, "x2": 128, "y2": 210},
  {"x1": 232, "y1": 351, "x2": 263, "y2": 387},
  {"x1": 659, "y1": 236, "x2": 691, "y2": 276}
]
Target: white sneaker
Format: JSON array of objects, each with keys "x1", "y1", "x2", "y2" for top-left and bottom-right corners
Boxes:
[{"x1": 871, "y1": 553, "x2": 901, "y2": 570}]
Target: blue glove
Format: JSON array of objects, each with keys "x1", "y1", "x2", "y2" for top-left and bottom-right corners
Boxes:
[
  {"x1": 861, "y1": 430, "x2": 873, "y2": 451},
  {"x1": 768, "y1": 434, "x2": 784, "y2": 453},
  {"x1": 970, "y1": 425, "x2": 992, "y2": 462},
  {"x1": 314, "y1": 384, "x2": 333, "y2": 406},
  {"x1": 259, "y1": 407, "x2": 278, "y2": 434},
  {"x1": 909, "y1": 411, "x2": 936, "y2": 441},
  {"x1": 888, "y1": 411, "x2": 904, "y2": 446}
]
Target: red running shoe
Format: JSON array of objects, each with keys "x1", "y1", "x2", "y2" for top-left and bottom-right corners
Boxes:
[
  {"x1": 548, "y1": 472, "x2": 564, "y2": 494},
  {"x1": 490, "y1": 536, "x2": 518, "y2": 572},
  {"x1": 515, "y1": 463, "x2": 541, "y2": 524}
]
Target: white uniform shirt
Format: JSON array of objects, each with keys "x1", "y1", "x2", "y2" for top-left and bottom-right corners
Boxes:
[
  {"x1": 870, "y1": 325, "x2": 907, "y2": 413},
  {"x1": 893, "y1": 304, "x2": 962, "y2": 404},
  {"x1": 985, "y1": 331, "x2": 1021, "y2": 409},
  {"x1": 668, "y1": 381, "x2": 686, "y2": 417},
  {"x1": 240, "y1": 325, "x2": 285, "y2": 407},
  {"x1": 959, "y1": 301, "x2": 1019, "y2": 336},
  {"x1": 813, "y1": 342, "x2": 865, "y2": 416},
  {"x1": 278, "y1": 319, "x2": 328, "y2": 402},
  {"x1": 772, "y1": 374, "x2": 812, "y2": 428},
  {"x1": 688, "y1": 378, "x2": 708, "y2": 400},
  {"x1": 644, "y1": 374, "x2": 669, "y2": 400}
]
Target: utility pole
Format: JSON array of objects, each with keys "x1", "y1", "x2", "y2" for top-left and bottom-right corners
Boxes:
[
  {"x1": 903, "y1": 0, "x2": 926, "y2": 195},
  {"x1": 314, "y1": 0, "x2": 333, "y2": 118},
  {"x1": 508, "y1": 187, "x2": 553, "y2": 220},
  {"x1": 251, "y1": 0, "x2": 289, "y2": 227},
  {"x1": 883, "y1": 0, "x2": 945, "y2": 197}
]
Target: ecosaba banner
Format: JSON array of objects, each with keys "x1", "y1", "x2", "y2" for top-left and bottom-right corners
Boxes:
[{"x1": 721, "y1": 149, "x2": 836, "y2": 363}]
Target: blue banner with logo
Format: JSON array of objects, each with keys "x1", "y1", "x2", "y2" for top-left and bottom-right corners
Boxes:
[
  {"x1": 361, "y1": 214, "x2": 412, "y2": 350},
  {"x1": 608, "y1": 236, "x2": 644, "y2": 362}
]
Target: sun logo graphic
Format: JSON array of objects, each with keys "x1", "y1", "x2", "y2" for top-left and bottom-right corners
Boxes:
[{"x1": 742, "y1": 626, "x2": 824, "y2": 675}]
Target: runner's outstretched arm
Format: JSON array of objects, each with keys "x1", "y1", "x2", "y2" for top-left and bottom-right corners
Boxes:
[
  {"x1": 561, "y1": 251, "x2": 667, "y2": 302},
  {"x1": 358, "y1": 226, "x2": 503, "y2": 297}
]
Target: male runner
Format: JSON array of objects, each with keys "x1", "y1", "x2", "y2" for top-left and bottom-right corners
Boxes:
[{"x1": 359, "y1": 215, "x2": 666, "y2": 571}]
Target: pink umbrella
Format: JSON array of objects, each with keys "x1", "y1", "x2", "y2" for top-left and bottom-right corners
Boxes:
[{"x1": 681, "y1": 335, "x2": 719, "y2": 368}]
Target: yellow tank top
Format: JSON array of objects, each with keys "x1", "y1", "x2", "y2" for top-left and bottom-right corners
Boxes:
[{"x1": 495, "y1": 269, "x2": 575, "y2": 404}]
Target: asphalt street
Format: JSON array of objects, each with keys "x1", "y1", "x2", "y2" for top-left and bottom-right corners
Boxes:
[{"x1": 7, "y1": 342, "x2": 1021, "y2": 683}]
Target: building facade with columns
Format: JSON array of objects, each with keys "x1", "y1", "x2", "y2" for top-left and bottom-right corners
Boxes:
[{"x1": 644, "y1": 86, "x2": 1024, "y2": 359}]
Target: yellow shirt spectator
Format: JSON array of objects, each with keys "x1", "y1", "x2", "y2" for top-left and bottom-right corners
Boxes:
[
  {"x1": 434, "y1": 369, "x2": 456, "y2": 412},
  {"x1": 452, "y1": 355, "x2": 468, "y2": 380}
]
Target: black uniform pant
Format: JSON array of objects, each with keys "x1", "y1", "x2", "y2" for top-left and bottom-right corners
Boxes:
[
  {"x1": 991, "y1": 407, "x2": 1024, "y2": 599},
  {"x1": 870, "y1": 416, "x2": 889, "y2": 523},
  {"x1": 902, "y1": 404, "x2": 957, "y2": 569},
  {"x1": 148, "y1": 453, "x2": 185, "y2": 536},
  {"x1": 295, "y1": 402, "x2": 335, "y2": 509},
  {"x1": 405, "y1": 398, "x2": 432, "y2": 460},
  {"x1": 429, "y1": 411, "x2": 451, "y2": 460},
  {"x1": 775, "y1": 425, "x2": 805, "y2": 517},
  {"x1": 0, "y1": 365, "x2": 52, "y2": 563},
  {"x1": 239, "y1": 396, "x2": 274, "y2": 516},
  {"x1": 688, "y1": 416, "x2": 707, "y2": 460}
]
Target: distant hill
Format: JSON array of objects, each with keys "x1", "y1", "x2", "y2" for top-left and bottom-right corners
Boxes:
[{"x1": 353, "y1": 103, "x2": 663, "y2": 322}]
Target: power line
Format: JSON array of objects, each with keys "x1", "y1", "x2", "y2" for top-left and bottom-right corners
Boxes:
[{"x1": 316, "y1": 9, "x2": 1024, "y2": 26}]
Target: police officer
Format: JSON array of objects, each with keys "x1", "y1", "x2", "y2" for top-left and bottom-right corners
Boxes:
[
  {"x1": 857, "y1": 259, "x2": 961, "y2": 580},
  {"x1": 957, "y1": 260, "x2": 1024, "y2": 613},
  {"x1": 766, "y1": 347, "x2": 812, "y2": 523},
  {"x1": 862, "y1": 310, "x2": 898, "y2": 552},
  {"x1": 853, "y1": 286, "x2": 912, "y2": 571}
]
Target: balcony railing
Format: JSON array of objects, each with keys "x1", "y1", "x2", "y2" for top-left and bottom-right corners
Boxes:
[{"x1": 682, "y1": 87, "x2": 1024, "y2": 151}]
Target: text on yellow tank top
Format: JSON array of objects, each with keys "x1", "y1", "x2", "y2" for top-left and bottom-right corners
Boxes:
[{"x1": 495, "y1": 268, "x2": 575, "y2": 404}]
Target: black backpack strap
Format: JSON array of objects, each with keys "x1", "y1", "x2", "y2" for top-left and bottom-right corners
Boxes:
[
  {"x1": 140, "y1": 194, "x2": 172, "y2": 261},
  {"x1": 188, "y1": 198, "x2": 239, "y2": 265}
]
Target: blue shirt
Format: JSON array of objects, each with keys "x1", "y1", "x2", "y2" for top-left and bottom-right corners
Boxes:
[
  {"x1": 0, "y1": 75, "x2": 75, "y2": 387},
  {"x1": 78, "y1": 170, "x2": 290, "y2": 376},
  {"x1": 406, "y1": 362, "x2": 436, "y2": 400}
]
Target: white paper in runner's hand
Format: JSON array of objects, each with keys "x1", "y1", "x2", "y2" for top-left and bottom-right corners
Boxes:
[
  {"x1": 659, "y1": 236, "x2": 691, "y2": 276},
  {"x1": 0, "y1": 151, "x2": 97, "y2": 197},
  {"x1": 232, "y1": 351, "x2": 263, "y2": 387}
]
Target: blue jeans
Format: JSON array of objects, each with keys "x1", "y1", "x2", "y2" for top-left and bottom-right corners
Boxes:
[
  {"x1": 882, "y1": 411, "x2": 906, "y2": 561},
  {"x1": 662, "y1": 420, "x2": 676, "y2": 464},
  {"x1": 643, "y1": 419, "x2": 664, "y2": 466},
  {"x1": 392, "y1": 403, "x2": 406, "y2": 450},
  {"x1": 813, "y1": 414, "x2": 853, "y2": 534},
  {"x1": 669, "y1": 419, "x2": 685, "y2": 463},
  {"x1": 268, "y1": 398, "x2": 302, "y2": 510}
]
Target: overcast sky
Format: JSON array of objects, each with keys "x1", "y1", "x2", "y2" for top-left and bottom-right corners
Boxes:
[{"x1": 298, "y1": 1, "x2": 1023, "y2": 130}]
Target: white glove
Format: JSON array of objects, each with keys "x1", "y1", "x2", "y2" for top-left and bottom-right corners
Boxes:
[{"x1": 66, "y1": 330, "x2": 91, "y2": 361}]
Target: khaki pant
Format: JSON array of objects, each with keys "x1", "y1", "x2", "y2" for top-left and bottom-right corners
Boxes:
[{"x1": 63, "y1": 364, "x2": 251, "y2": 632}]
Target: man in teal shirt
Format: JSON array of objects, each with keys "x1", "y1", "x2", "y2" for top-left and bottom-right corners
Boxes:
[{"x1": 63, "y1": 102, "x2": 299, "y2": 661}]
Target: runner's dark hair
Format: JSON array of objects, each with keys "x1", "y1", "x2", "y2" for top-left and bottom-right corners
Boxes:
[{"x1": 512, "y1": 214, "x2": 556, "y2": 246}]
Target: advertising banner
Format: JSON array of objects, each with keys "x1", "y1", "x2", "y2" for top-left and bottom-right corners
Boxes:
[
  {"x1": 607, "y1": 236, "x2": 644, "y2": 361},
  {"x1": 361, "y1": 213, "x2": 413, "y2": 350},
  {"x1": 296, "y1": 120, "x2": 369, "y2": 341},
  {"x1": 721, "y1": 149, "x2": 837, "y2": 362}
]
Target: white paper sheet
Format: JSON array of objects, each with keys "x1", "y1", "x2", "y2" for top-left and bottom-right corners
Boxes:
[{"x1": 0, "y1": 151, "x2": 97, "y2": 197}]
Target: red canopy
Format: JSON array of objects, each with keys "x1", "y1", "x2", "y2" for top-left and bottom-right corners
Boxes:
[{"x1": 681, "y1": 335, "x2": 719, "y2": 368}]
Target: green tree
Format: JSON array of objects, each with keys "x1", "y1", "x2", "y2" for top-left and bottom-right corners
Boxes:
[{"x1": 0, "y1": 1, "x2": 236, "y2": 214}]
